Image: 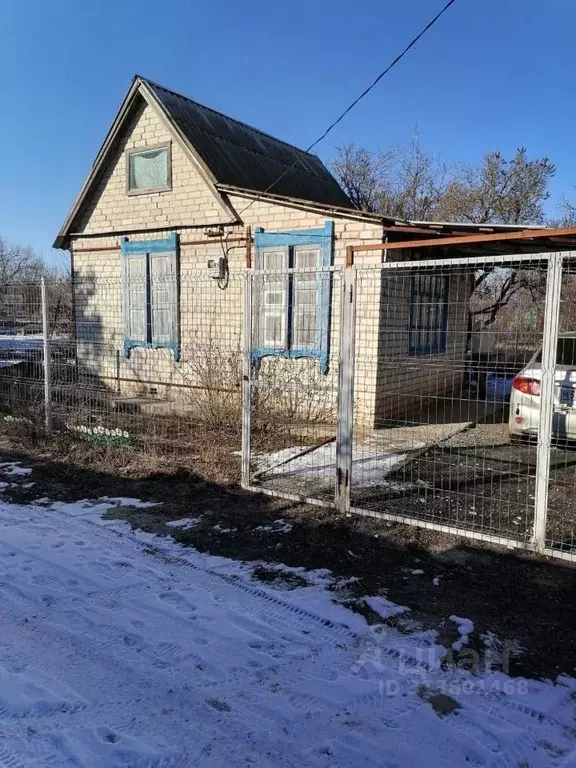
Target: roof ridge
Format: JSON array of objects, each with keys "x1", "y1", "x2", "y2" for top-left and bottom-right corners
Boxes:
[{"x1": 137, "y1": 75, "x2": 324, "y2": 163}]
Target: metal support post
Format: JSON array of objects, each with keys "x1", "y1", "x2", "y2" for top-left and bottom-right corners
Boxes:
[
  {"x1": 335, "y1": 266, "x2": 357, "y2": 512},
  {"x1": 533, "y1": 252, "x2": 563, "y2": 551},
  {"x1": 41, "y1": 277, "x2": 52, "y2": 434},
  {"x1": 241, "y1": 273, "x2": 253, "y2": 488}
]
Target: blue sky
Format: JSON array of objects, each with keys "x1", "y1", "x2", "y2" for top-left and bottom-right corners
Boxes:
[{"x1": 1, "y1": 0, "x2": 575, "y2": 267}]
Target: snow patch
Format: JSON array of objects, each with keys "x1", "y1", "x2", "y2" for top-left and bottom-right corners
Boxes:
[
  {"x1": 364, "y1": 596, "x2": 410, "y2": 620},
  {"x1": 255, "y1": 519, "x2": 293, "y2": 534},
  {"x1": 0, "y1": 462, "x2": 32, "y2": 477},
  {"x1": 450, "y1": 614, "x2": 475, "y2": 651},
  {"x1": 165, "y1": 517, "x2": 198, "y2": 530},
  {"x1": 98, "y1": 496, "x2": 158, "y2": 509},
  {"x1": 254, "y1": 443, "x2": 415, "y2": 488}
]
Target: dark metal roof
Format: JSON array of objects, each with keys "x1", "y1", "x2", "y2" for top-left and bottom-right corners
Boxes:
[{"x1": 143, "y1": 78, "x2": 355, "y2": 210}]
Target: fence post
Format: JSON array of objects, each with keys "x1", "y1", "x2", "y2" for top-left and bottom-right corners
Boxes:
[
  {"x1": 241, "y1": 272, "x2": 253, "y2": 488},
  {"x1": 40, "y1": 277, "x2": 52, "y2": 434},
  {"x1": 335, "y1": 266, "x2": 357, "y2": 512},
  {"x1": 533, "y1": 252, "x2": 563, "y2": 552}
]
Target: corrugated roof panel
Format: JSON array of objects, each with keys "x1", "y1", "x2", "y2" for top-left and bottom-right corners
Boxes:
[{"x1": 144, "y1": 79, "x2": 355, "y2": 210}]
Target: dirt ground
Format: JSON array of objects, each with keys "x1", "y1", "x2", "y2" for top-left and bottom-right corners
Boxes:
[{"x1": 1, "y1": 428, "x2": 576, "y2": 684}]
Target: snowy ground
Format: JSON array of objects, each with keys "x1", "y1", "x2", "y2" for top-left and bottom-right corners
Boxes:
[
  {"x1": 0, "y1": 466, "x2": 574, "y2": 766},
  {"x1": 253, "y1": 442, "x2": 412, "y2": 490}
]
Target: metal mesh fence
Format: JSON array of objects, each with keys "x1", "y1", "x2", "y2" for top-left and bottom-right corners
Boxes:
[
  {"x1": 245, "y1": 252, "x2": 576, "y2": 558},
  {"x1": 247, "y1": 267, "x2": 341, "y2": 501},
  {"x1": 350, "y1": 258, "x2": 547, "y2": 544},
  {"x1": 0, "y1": 273, "x2": 245, "y2": 468},
  {"x1": 543, "y1": 260, "x2": 576, "y2": 554},
  {"x1": 3, "y1": 254, "x2": 576, "y2": 561}
]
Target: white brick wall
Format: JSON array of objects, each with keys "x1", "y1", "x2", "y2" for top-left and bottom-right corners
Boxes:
[{"x1": 76, "y1": 98, "x2": 232, "y2": 234}]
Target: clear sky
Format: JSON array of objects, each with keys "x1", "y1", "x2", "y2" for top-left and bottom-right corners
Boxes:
[{"x1": 1, "y1": 0, "x2": 575, "y2": 267}]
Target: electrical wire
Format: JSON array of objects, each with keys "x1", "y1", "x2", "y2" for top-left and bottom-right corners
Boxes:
[{"x1": 237, "y1": 0, "x2": 458, "y2": 218}]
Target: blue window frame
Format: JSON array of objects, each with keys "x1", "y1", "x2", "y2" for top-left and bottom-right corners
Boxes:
[
  {"x1": 408, "y1": 273, "x2": 450, "y2": 356},
  {"x1": 121, "y1": 233, "x2": 179, "y2": 360},
  {"x1": 252, "y1": 221, "x2": 333, "y2": 374}
]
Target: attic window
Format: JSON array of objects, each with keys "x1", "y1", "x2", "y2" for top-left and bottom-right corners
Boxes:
[{"x1": 127, "y1": 143, "x2": 171, "y2": 194}]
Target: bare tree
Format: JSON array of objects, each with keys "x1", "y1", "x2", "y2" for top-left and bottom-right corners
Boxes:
[
  {"x1": 437, "y1": 149, "x2": 555, "y2": 225},
  {"x1": 0, "y1": 238, "x2": 45, "y2": 283},
  {"x1": 333, "y1": 142, "x2": 554, "y2": 226},
  {"x1": 446, "y1": 149, "x2": 555, "y2": 326},
  {"x1": 332, "y1": 134, "x2": 450, "y2": 219},
  {"x1": 333, "y1": 141, "x2": 555, "y2": 325},
  {"x1": 548, "y1": 196, "x2": 576, "y2": 228},
  {"x1": 332, "y1": 142, "x2": 396, "y2": 212}
]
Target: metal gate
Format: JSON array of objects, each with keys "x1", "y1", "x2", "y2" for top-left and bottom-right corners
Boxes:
[{"x1": 243, "y1": 251, "x2": 576, "y2": 561}]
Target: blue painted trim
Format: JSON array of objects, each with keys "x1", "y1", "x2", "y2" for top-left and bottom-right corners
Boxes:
[
  {"x1": 408, "y1": 274, "x2": 450, "y2": 356},
  {"x1": 121, "y1": 234, "x2": 180, "y2": 360},
  {"x1": 124, "y1": 340, "x2": 180, "y2": 361},
  {"x1": 254, "y1": 224, "x2": 332, "y2": 248},
  {"x1": 318, "y1": 221, "x2": 333, "y2": 375},
  {"x1": 121, "y1": 233, "x2": 178, "y2": 254},
  {"x1": 253, "y1": 221, "x2": 333, "y2": 374}
]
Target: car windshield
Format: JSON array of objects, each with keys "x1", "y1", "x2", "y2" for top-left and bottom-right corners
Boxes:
[{"x1": 534, "y1": 337, "x2": 576, "y2": 366}]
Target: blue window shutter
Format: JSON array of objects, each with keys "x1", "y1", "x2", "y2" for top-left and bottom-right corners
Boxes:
[
  {"x1": 121, "y1": 234, "x2": 179, "y2": 360},
  {"x1": 318, "y1": 221, "x2": 333, "y2": 374},
  {"x1": 253, "y1": 221, "x2": 334, "y2": 374}
]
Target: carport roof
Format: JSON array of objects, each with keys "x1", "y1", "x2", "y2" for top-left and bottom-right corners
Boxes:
[{"x1": 352, "y1": 223, "x2": 576, "y2": 262}]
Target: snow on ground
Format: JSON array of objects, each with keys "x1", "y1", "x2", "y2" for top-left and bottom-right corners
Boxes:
[
  {"x1": 0, "y1": 474, "x2": 574, "y2": 765},
  {"x1": 450, "y1": 615, "x2": 475, "y2": 652},
  {"x1": 254, "y1": 443, "x2": 412, "y2": 489},
  {"x1": 0, "y1": 461, "x2": 32, "y2": 477},
  {"x1": 165, "y1": 517, "x2": 198, "y2": 530}
]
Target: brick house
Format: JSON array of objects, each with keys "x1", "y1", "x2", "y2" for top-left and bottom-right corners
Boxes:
[{"x1": 54, "y1": 76, "x2": 506, "y2": 428}]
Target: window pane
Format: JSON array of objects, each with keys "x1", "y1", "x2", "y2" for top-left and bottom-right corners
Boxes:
[
  {"x1": 129, "y1": 147, "x2": 169, "y2": 191},
  {"x1": 293, "y1": 248, "x2": 319, "y2": 349},
  {"x1": 293, "y1": 311, "x2": 316, "y2": 347},
  {"x1": 294, "y1": 248, "x2": 318, "y2": 270},
  {"x1": 262, "y1": 250, "x2": 286, "y2": 271},
  {"x1": 127, "y1": 256, "x2": 146, "y2": 341},
  {"x1": 409, "y1": 274, "x2": 448, "y2": 354},
  {"x1": 262, "y1": 313, "x2": 285, "y2": 346},
  {"x1": 256, "y1": 249, "x2": 288, "y2": 349},
  {"x1": 150, "y1": 253, "x2": 175, "y2": 343}
]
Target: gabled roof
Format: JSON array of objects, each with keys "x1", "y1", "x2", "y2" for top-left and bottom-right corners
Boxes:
[
  {"x1": 143, "y1": 78, "x2": 355, "y2": 211},
  {"x1": 54, "y1": 75, "x2": 355, "y2": 248}
]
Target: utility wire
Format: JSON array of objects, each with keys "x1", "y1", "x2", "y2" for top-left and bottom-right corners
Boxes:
[{"x1": 237, "y1": 0, "x2": 458, "y2": 217}]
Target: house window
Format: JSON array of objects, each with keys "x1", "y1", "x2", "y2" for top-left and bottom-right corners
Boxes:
[
  {"x1": 127, "y1": 143, "x2": 171, "y2": 194},
  {"x1": 408, "y1": 273, "x2": 450, "y2": 356},
  {"x1": 253, "y1": 222, "x2": 333, "y2": 374},
  {"x1": 121, "y1": 234, "x2": 179, "y2": 359}
]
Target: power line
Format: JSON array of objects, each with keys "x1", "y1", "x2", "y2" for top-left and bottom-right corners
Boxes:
[{"x1": 238, "y1": 0, "x2": 458, "y2": 218}]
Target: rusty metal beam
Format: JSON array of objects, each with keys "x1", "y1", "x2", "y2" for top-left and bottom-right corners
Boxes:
[
  {"x1": 348, "y1": 225, "x2": 576, "y2": 257},
  {"x1": 72, "y1": 236, "x2": 248, "y2": 254},
  {"x1": 382, "y1": 224, "x2": 445, "y2": 236},
  {"x1": 245, "y1": 226, "x2": 252, "y2": 268}
]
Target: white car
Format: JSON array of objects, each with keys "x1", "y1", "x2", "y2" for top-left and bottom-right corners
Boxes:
[{"x1": 509, "y1": 333, "x2": 576, "y2": 442}]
